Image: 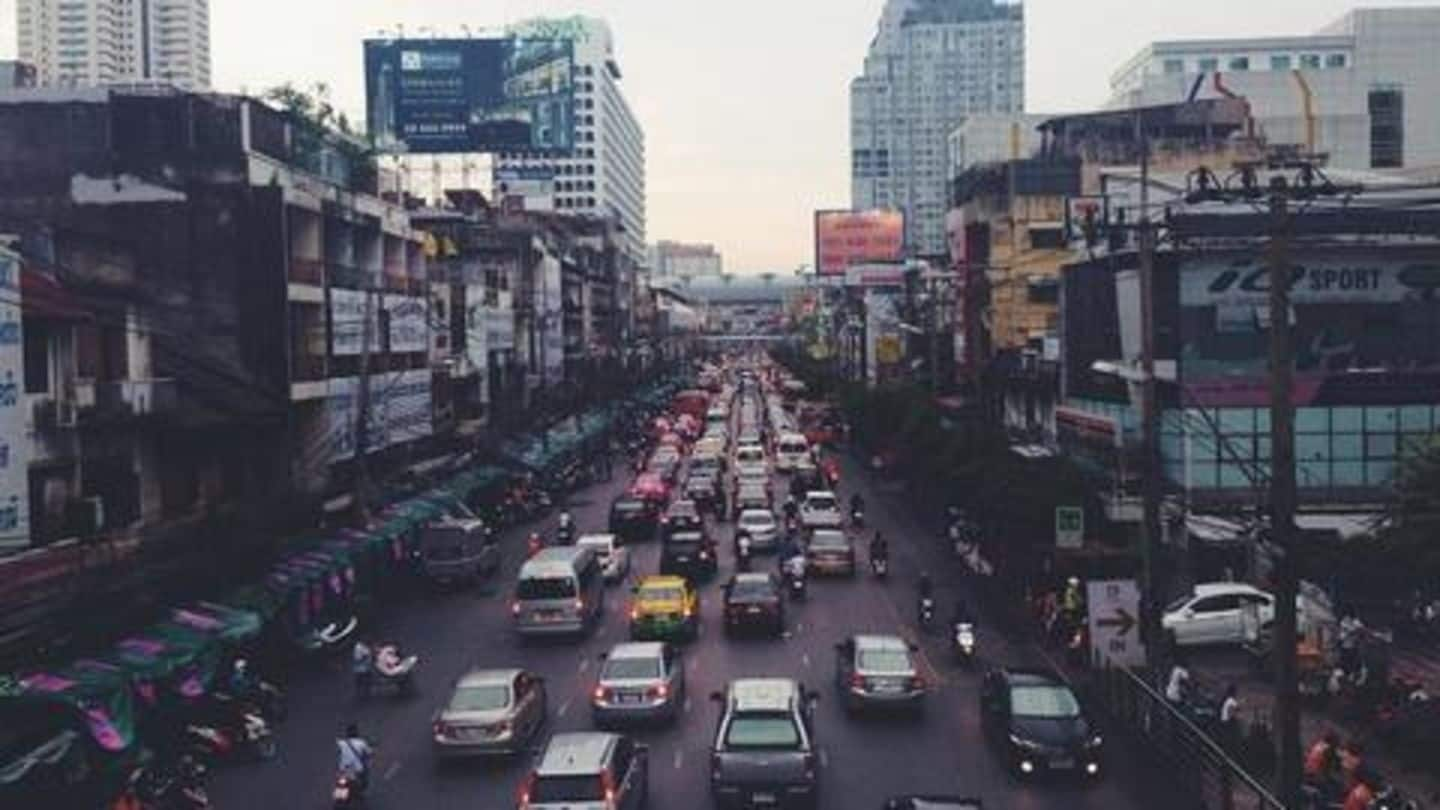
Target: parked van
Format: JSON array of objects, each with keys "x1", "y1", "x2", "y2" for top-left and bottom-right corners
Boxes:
[
  {"x1": 418, "y1": 519, "x2": 499, "y2": 587},
  {"x1": 773, "y1": 432, "x2": 811, "y2": 473},
  {"x1": 513, "y1": 547, "x2": 604, "y2": 638}
]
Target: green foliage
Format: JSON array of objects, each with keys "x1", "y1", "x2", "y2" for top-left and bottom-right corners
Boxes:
[{"x1": 262, "y1": 82, "x2": 376, "y2": 191}]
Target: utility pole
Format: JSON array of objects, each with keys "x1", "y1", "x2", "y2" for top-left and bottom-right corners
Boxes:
[
  {"x1": 1136, "y1": 117, "x2": 1163, "y2": 660},
  {"x1": 1266, "y1": 177, "x2": 1301, "y2": 810},
  {"x1": 353, "y1": 284, "x2": 377, "y2": 521}
]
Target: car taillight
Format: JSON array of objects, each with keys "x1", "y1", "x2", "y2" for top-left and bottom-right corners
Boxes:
[
  {"x1": 601, "y1": 771, "x2": 618, "y2": 809},
  {"x1": 574, "y1": 598, "x2": 585, "y2": 611},
  {"x1": 683, "y1": 604, "x2": 694, "y2": 618},
  {"x1": 849, "y1": 673, "x2": 866, "y2": 690},
  {"x1": 593, "y1": 685, "x2": 608, "y2": 702},
  {"x1": 630, "y1": 607, "x2": 641, "y2": 620},
  {"x1": 803, "y1": 752, "x2": 818, "y2": 781},
  {"x1": 432, "y1": 721, "x2": 449, "y2": 738},
  {"x1": 909, "y1": 675, "x2": 927, "y2": 690},
  {"x1": 511, "y1": 601, "x2": 521, "y2": 616},
  {"x1": 650, "y1": 683, "x2": 669, "y2": 700},
  {"x1": 518, "y1": 774, "x2": 535, "y2": 808}
]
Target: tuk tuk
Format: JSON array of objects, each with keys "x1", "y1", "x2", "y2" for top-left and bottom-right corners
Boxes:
[{"x1": 417, "y1": 519, "x2": 499, "y2": 587}]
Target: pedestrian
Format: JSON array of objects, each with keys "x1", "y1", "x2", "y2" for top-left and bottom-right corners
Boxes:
[
  {"x1": 1219, "y1": 684, "x2": 1241, "y2": 750},
  {"x1": 1165, "y1": 655, "x2": 1191, "y2": 708}
]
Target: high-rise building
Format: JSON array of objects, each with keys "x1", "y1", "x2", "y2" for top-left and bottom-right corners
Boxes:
[
  {"x1": 494, "y1": 16, "x2": 646, "y2": 263},
  {"x1": 851, "y1": 0, "x2": 1024, "y2": 257},
  {"x1": 16, "y1": 0, "x2": 211, "y2": 90},
  {"x1": 649, "y1": 241, "x2": 723, "y2": 282},
  {"x1": 1108, "y1": 7, "x2": 1440, "y2": 171}
]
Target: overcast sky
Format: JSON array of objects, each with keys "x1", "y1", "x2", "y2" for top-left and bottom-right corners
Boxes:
[{"x1": 1, "y1": 0, "x2": 1434, "y2": 272}]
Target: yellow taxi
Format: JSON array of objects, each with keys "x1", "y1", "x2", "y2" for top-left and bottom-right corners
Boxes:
[{"x1": 629, "y1": 575, "x2": 700, "y2": 641}]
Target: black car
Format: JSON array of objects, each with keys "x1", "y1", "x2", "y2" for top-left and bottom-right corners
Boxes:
[
  {"x1": 684, "y1": 474, "x2": 723, "y2": 515},
  {"x1": 980, "y1": 668, "x2": 1103, "y2": 779},
  {"x1": 722, "y1": 573, "x2": 785, "y2": 637},
  {"x1": 661, "y1": 500, "x2": 704, "y2": 537},
  {"x1": 660, "y1": 529, "x2": 718, "y2": 581},
  {"x1": 882, "y1": 799, "x2": 982, "y2": 810},
  {"x1": 610, "y1": 496, "x2": 659, "y2": 544}
]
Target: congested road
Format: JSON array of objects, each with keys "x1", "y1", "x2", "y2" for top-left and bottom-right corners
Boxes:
[{"x1": 210, "y1": 368, "x2": 1178, "y2": 809}]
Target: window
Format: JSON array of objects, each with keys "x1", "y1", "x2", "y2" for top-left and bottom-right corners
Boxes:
[
  {"x1": 1300, "y1": 54, "x2": 1322, "y2": 70},
  {"x1": 1369, "y1": 88, "x2": 1404, "y2": 168},
  {"x1": 1228, "y1": 56, "x2": 1250, "y2": 71},
  {"x1": 23, "y1": 320, "x2": 49, "y2": 394},
  {"x1": 1326, "y1": 53, "x2": 1347, "y2": 69},
  {"x1": 1270, "y1": 55, "x2": 1292, "y2": 71},
  {"x1": 1198, "y1": 57, "x2": 1219, "y2": 72},
  {"x1": 1163, "y1": 58, "x2": 1185, "y2": 74}
]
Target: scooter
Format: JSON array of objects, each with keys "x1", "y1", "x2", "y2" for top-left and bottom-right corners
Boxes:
[
  {"x1": 786, "y1": 569, "x2": 807, "y2": 601},
  {"x1": 953, "y1": 622, "x2": 977, "y2": 667},
  {"x1": 185, "y1": 706, "x2": 277, "y2": 763},
  {"x1": 129, "y1": 755, "x2": 210, "y2": 809},
  {"x1": 332, "y1": 773, "x2": 367, "y2": 809},
  {"x1": 919, "y1": 597, "x2": 936, "y2": 631}
]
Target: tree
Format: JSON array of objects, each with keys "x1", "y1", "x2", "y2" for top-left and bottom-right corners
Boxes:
[{"x1": 262, "y1": 82, "x2": 375, "y2": 190}]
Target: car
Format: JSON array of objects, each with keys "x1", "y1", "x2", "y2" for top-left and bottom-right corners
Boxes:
[
  {"x1": 629, "y1": 575, "x2": 700, "y2": 641},
  {"x1": 684, "y1": 473, "x2": 723, "y2": 515},
  {"x1": 576, "y1": 533, "x2": 630, "y2": 584},
  {"x1": 834, "y1": 635, "x2": 926, "y2": 714},
  {"x1": 734, "y1": 483, "x2": 773, "y2": 519},
  {"x1": 737, "y1": 508, "x2": 780, "y2": 552},
  {"x1": 804, "y1": 529, "x2": 856, "y2": 577},
  {"x1": 709, "y1": 678, "x2": 820, "y2": 809},
  {"x1": 646, "y1": 454, "x2": 681, "y2": 484},
  {"x1": 432, "y1": 668, "x2": 547, "y2": 758},
  {"x1": 592, "y1": 642, "x2": 686, "y2": 726},
  {"x1": 789, "y1": 462, "x2": 824, "y2": 500},
  {"x1": 800, "y1": 491, "x2": 843, "y2": 529},
  {"x1": 736, "y1": 470, "x2": 772, "y2": 499},
  {"x1": 609, "y1": 495, "x2": 658, "y2": 545},
  {"x1": 882, "y1": 798, "x2": 983, "y2": 810},
  {"x1": 722, "y1": 572, "x2": 785, "y2": 637},
  {"x1": 661, "y1": 499, "x2": 704, "y2": 535},
  {"x1": 1161, "y1": 582, "x2": 1278, "y2": 647},
  {"x1": 980, "y1": 668, "x2": 1103, "y2": 779},
  {"x1": 691, "y1": 447, "x2": 727, "y2": 474},
  {"x1": 520, "y1": 731, "x2": 649, "y2": 809},
  {"x1": 629, "y1": 473, "x2": 671, "y2": 507},
  {"x1": 733, "y1": 443, "x2": 769, "y2": 478},
  {"x1": 736, "y1": 431, "x2": 765, "y2": 451},
  {"x1": 660, "y1": 528, "x2": 718, "y2": 580}
]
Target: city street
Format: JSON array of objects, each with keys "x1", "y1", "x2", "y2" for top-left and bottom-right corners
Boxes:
[{"x1": 210, "y1": 446, "x2": 1178, "y2": 809}]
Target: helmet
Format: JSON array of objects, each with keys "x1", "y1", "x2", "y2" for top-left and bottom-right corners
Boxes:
[{"x1": 233, "y1": 658, "x2": 248, "y2": 673}]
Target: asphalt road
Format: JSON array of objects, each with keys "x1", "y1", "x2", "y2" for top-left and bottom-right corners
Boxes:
[{"x1": 210, "y1": 439, "x2": 1178, "y2": 809}]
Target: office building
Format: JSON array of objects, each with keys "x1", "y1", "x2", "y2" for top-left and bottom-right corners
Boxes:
[
  {"x1": 16, "y1": 0, "x2": 210, "y2": 89},
  {"x1": 494, "y1": 16, "x2": 647, "y2": 263},
  {"x1": 1108, "y1": 7, "x2": 1440, "y2": 171},
  {"x1": 851, "y1": 0, "x2": 1025, "y2": 257},
  {"x1": 649, "y1": 241, "x2": 723, "y2": 282}
]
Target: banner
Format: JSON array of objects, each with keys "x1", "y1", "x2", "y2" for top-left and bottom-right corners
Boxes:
[
  {"x1": 815, "y1": 210, "x2": 905, "y2": 276},
  {"x1": 384, "y1": 294, "x2": 428, "y2": 354},
  {"x1": 330, "y1": 289, "x2": 376, "y2": 356}
]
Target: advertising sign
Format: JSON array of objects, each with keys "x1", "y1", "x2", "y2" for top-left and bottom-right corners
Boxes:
[
  {"x1": 1179, "y1": 255, "x2": 1440, "y2": 406},
  {"x1": 1086, "y1": 579, "x2": 1146, "y2": 668},
  {"x1": 464, "y1": 285, "x2": 489, "y2": 388},
  {"x1": 540, "y1": 256, "x2": 565, "y2": 384},
  {"x1": 384, "y1": 294, "x2": 429, "y2": 354},
  {"x1": 382, "y1": 369, "x2": 433, "y2": 446},
  {"x1": 330, "y1": 289, "x2": 376, "y2": 356},
  {"x1": 863, "y1": 289, "x2": 904, "y2": 385},
  {"x1": 364, "y1": 37, "x2": 575, "y2": 154},
  {"x1": 815, "y1": 210, "x2": 905, "y2": 276},
  {"x1": 316, "y1": 371, "x2": 433, "y2": 465},
  {"x1": 0, "y1": 251, "x2": 27, "y2": 551}
]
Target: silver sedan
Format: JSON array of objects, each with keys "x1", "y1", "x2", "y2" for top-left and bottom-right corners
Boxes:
[
  {"x1": 432, "y1": 668, "x2": 548, "y2": 757},
  {"x1": 591, "y1": 642, "x2": 686, "y2": 727}
]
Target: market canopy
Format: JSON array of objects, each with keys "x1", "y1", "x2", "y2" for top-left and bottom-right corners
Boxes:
[{"x1": 12, "y1": 660, "x2": 137, "y2": 752}]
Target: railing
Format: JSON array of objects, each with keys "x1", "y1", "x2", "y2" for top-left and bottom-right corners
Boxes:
[{"x1": 1088, "y1": 664, "x2": 1285, "y2": 810}]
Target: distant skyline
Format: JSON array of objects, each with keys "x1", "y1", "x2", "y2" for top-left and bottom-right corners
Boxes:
[{"x1": 2, "y1": 0, "x2": 1435, "y2": 273}]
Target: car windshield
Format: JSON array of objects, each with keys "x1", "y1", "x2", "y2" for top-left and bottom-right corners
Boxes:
[
  {"x1": 603, "y1": 657, "x2": 662, "y2": 680},
  {"x1": 448, "y1": 684, "x2": 510, "y2": 712},
  {"x1": 1166, "y1": 594, "x2": 1195, "y2": 613},
  {"x1": 725, "y1": 713, "x2": 801, "y2": 749},
  {"x1": 516, "y1": 577, "x2": 577, "y2": 600},
  {"x1": 730, "y1": 580, "x2": 775, "y2": 600},
  {"x1": 641, "y1": 585, "x2": 686, "y2": 602},
  {"x1": 667, "y1": 533, "x2": 703, "y2": 547},
  {"x1": 1011, "y1": 685, "x2": 1082, "y2": 718},
  {"x1": 530, "y1": 775, "x2": 604, "y2": 802},
  {"x1": 858, "y1": 649, "x2": 912, "y2": 673},
  {"x1": 807, "y1": 496, "x2": 837, "y2": 511},
  {"x1": 613, "y1": 501, "x2": 646, "y2": 515},
  {"x1": 578, "y1": 540, "x2": 612, "y2": 555},
  {"x1": 809, "y1": 532, "x2": 847, "y2": 548},
  {"x1": 780, "y1": 442, "x2": 807, "y2": 454},
  {"x1": 740, "y1": 513, "x2": 773, "y2": 527}
]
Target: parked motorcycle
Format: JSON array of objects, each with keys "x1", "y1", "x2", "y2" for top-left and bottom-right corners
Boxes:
[
  {"x1": 128, "y1": 754, "x2": 210, "y2": 810},
  {"x1": 185, "y1": 706, "x2": 277, "y2": 763},
  {"x1": 953, "y1": 622, "x2": 977, "y2": 667}
]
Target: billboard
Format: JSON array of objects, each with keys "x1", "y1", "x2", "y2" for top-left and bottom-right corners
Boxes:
[
  {"x1": 1179, "y1": 254, "x2": 1440, "y2": 406},
  {"x1": 364, "y1": 37, "x2": 575, "y2": 154},
  {"x1": 815, "y1": 210, "x2": 905, "y2": 276}
]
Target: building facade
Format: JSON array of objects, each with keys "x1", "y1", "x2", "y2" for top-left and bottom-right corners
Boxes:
[
  {"x1": 1108, "y1": 7, "x2": 1440, "y2": 171},
  {"x1": 16, "y1": 0, "x2": 211, "y2": 90},
  {"x1": 851, "y1": 0, "x2": 1024, "y2": 257},
  {"x1": 648, "y1": 241, "x2": 723, "y2": 282},
  {"x1": 493, "y1": 16, "x2": 646, "y2": 264}
]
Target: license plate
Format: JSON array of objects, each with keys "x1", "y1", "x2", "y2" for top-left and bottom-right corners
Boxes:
[
  {"x1": 752, "y1": 792, "x2": 777, "y2": 804},
  {"x1": 747, "y1": 606, "x2": 762, "y2": 614},
  {"x1": 1051, "y1": 757, "x2": 1075, "y2": 769},
  {"x1": 539, "y1": 611, "x2": 563, "y2": 621},
  {"x1": 618, "y1": 693, "x2": 644, "y2": 705},
  {"x1": 876, "y1": 681, "x2": 904, "y2": 693}
]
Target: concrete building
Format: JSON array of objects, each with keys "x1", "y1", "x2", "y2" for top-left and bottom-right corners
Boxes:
[
  {"x1": 648, "y1": 241, "x2": 722, "y2": 282},
  {"x1": 494, "y1": 16, "x2": 646, "y2": 264},
  {"x1": 16, "y1": 0, "x2": 211, "y2": 90},
  {"x1": 0, "y1": 61, "x2": 38, "y2": 89},
  {"x1": 851, "y1": 0, "x2": 1024, "y2": 257},
  {"x1": 946, "y1": 113, "x2": 1048, "y2": 179},
  {"x1": 1107, "y1": 6, "x2": 1440, "y2": 171}
]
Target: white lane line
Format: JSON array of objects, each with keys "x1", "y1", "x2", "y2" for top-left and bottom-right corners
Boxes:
[
  {"x1": 819, "y1": 747, "x2": 830, "y2": 769},
  {"x1": 558, "y1": 699, "x2": 572, "y2": 718},
  {"x1": 579, "y1": 658, "x2": 591, "y2": 673},
  {"x1": 673, "y1": 749, "x2": 685, "y2": 770},
  {"x1": 684, "y1": 697, "x2": 693, "y2": 715},
  {"x1": 801, "y1": 653, "x2": 810, "y2": 668},
  {"x1": 382, "y1": 760, "x2": 402, "y2": 781}
]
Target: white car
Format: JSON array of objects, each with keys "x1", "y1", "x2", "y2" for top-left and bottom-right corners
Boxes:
[
  {"x1": 733, "y1": 444, "x2": 769, "y2": 479},
  {"x1": 800, "y1": 490, "x2": 843, "y2": 529},
  {"x1": 1162, "y1": 582, "x2": 1274, "y2": 647},
  {"x1": 773, "y1": 432, "x2": 810, "y2": 473},
  {"x1": 737, "y1": 509, "x2": 780, "y2": 551},
  {"x1": 577, "y1": 533, "x2": 631, "y2": 584}
]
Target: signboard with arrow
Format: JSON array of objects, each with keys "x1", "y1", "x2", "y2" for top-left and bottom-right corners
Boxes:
[{"x1": 1086, "y1": 579, "x2": 1146, "y2": 668}]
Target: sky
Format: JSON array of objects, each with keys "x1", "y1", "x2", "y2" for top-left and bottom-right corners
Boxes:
[{"x1": 1, "y1": 0, "x2": 1436, "y2": 273}]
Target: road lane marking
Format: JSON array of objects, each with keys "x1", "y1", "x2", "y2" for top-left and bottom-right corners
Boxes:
[
  {"x1": 579, "y1": 658, "x2": 590, "y2": 673},
  {"x1": 684, "y1": 697, "x2": 693, "y2": 715},
  {"x1": 673, "y1": 749, "x2": 685, "y2": 770},
  {"x1": 801, "y1": 653, "x2": 810, "y2": 668},
  {"x1": 382, "y1": 761, "x2": 401, "y2": 781},
  {"x1": 558, "y1": 699, "x2": 572, "y2": 717},
  {"x1": 819, "y1": 747, "x2": 830, "y2": 769}
]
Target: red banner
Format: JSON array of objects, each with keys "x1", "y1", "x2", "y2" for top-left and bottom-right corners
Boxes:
[{"x1": 814, "y1": 210, "x2": 904, "y2": 276}]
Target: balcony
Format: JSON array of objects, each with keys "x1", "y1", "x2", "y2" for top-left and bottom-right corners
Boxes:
[
  {"x1": 289, "y1": 257, "x2": 324, "y2": 286},
  {"x1": 328, "y1": 263, "x2": 365, "y2": 289},
  {"x1": 77, "y1": 379, "x2": 179, "y2": 421},
  {"x1": 32, "y1": 397, "x2": 78, "y2": 432}
]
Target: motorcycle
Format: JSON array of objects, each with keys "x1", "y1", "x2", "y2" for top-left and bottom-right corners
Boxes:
[
  {"x1": 332, "y1": 773, "x2": 367, "y2": 809},
  {"x1": 919, "y1": 597, "x2": 936, "y2": 631},
  {"x1": 736, "y1": 543, "x2": 753, "y2": 573},
  {"x1": 361, "y1": 646, "x2": 419, "y2": 697},
  {"x1": 850, "y1": 508, "x2": 865, "y2": 529},
  {"x1": 871, "y1": 555, "x2": 889, "y2": 579},
  {"x1": 129, "y1": 755, "x2": 210, "y2": 809},
  {"x1": 185, "y1": 704, "x2": 277, "y2": 763},
  {"x1": 785, "y1": 569, "x2": 807, "y2": 601},
  {"x1": 953, "y1": 622, "x2": 977, "y2": 667},
  {"x1": 555, "y1": 523, "x2": 576, "y2": 546}
]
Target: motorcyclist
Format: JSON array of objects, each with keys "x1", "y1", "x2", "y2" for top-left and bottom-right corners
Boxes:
[
  {"x1": 849, "y1": 492, "x2": 865, "y2": 516},
  {"x1": 783, "y1": 495, "x2": 799, "y2": 522},
  {"x1": 917, "y1": 573, "x2": 935, "y2": 623},
  {"x1": 527, "y1": 531, "x2": 544, "y2": 557},
  {"x1": 870, "y1": 531, "x2": 889, "y2": 564},
  {"x1": 336, "y1": 723, "x2": 373, "y2": 794},
  {"x1": 557, "y1": 511, "x2": 575, "y2": 542},
  {"x1": 952, "y1": 598, "x2": 974, "y2": 630},
  {"x1": 783, "y1": 547, "x2": 807, "y2": 585},
  {"x1": 227, "y1": 658, "x2": 254, "y2": 698},
  {"x1": 736, "y1": 530, "x2": 754, "y2": 571}
]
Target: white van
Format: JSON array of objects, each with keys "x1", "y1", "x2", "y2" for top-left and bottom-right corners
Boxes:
[
  {"x1": 773, "y1": 433, "x2": 810, "y2": 473},
  {"x1": 513, "y1": 547, "x2": 604, "y2": 638}
]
